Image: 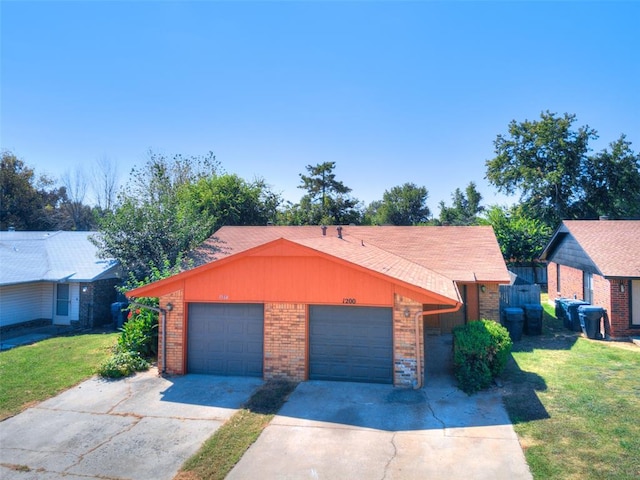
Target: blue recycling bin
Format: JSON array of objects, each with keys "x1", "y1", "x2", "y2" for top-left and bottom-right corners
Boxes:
[
  {"x1": 523, "y1": 304, "x2": 543, "y2": 335},
  {"x1": 566, "y1": 300, "x2": 589, "y2": 332},
  {"x1": 502, "y1": 307, "x2": 525, "y2": 341},
  {"x1": 578, "y1": 305, "x2": 604, "y2": 339}
]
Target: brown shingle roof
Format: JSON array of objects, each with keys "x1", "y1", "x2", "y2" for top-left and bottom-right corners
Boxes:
[
  {"x1": 194, "y1": 225, "x2": 509, "y2": 283},
  {"x1": 560, "y1": 220, "x2": 640, "y2": 277}
]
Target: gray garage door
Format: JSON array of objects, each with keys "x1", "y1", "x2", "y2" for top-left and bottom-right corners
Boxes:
[
  {"x1": 187, "y1": 303, "x2": 263, "y2": 376},
  {"x1": 309, "y1": 305, "x2": 393, "y2": 384}
]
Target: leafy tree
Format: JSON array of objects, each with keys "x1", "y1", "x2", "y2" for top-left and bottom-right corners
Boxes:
[
  {"x1": 438, "y1": 182, "x2": 484, "y2": 225},
  {"x1": 373, "y1": 182, "x2": 430, "y2": 225},
  {"x1": 292, "y1": 162, "x2": 362, "y2": 225},
  {"x1": 482, "y1": 205, "x2": 552, "y2": 264},
  {"x1": 94, "y1": 151, "x2": 220, "y2": 278},
  {"x1": 577, "y1": 135, "x2": 640, "y2": 219},
  {"x1": 486, "y1": 111, "x2": 597, "y2": 227},
  {"x1": 0, "y1": 151, "x2": 67, "y2": 230},
  {"x1": 180, "y1": 174, "x2": 281, "y2": 229},
  {"x1": 95, "y1": 151, "x2": 281, "y2": 280}
]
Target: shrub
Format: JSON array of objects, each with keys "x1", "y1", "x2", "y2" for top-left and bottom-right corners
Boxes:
[
  {"x1": 452, "y1": 319, "x2": 512, "y2": 394},
  {"x1": 97, "y1": 349, "x2": 150, "y2": 378},
  {"x1": 118, "y1": 308, "x2": 158, "y2": 358},
  {"x1": 98, "y1": 306, "x2": 158, "y2": 379}
]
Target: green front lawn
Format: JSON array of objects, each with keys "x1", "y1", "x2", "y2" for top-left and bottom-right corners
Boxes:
[
  {"x1": 502, "y1": 299, "x2": 640, "y2": 480},
  {"x1": 0, "y1": 332, "x2": 118, "y2": 420}
]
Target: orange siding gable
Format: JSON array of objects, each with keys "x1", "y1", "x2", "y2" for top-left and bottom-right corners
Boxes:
[{"x1": 129, "y1": 238, "x2": 459, "y2": 307}]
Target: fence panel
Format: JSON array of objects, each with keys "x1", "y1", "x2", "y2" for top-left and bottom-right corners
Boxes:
[
  {"x1": 509, "y1": 266, "x2": 548, "y2": 285},
  {"x1": 500, "y1": 284, "x2": 541, "y2": 310}
]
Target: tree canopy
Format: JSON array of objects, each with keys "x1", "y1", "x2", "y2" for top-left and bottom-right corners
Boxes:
[
  {"x1": 486, "y1": 111, "x2": 640, "y2": 228},
  {"x1": 370, "y1": 183, "x2": 430, "y2": 225},
  {"x1": 437, "y1": 182, "x2": 483, "y2": 226},
  {"x1": 0, "y1": 151, "x2": 72, "y2": 230},
  {"x1": 286, "y1": 162, "x2": 361, "y2": 225}
]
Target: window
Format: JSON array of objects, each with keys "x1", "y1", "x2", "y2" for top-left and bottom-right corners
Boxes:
[
  {"x1": 583, "y1": 272, "x2": 593, "y2": 304},
  {"x1": 556, "y1": 264, "x2": 561, "y2": 294}
]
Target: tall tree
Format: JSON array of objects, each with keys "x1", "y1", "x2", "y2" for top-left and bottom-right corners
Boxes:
[
  {"x1": 486, "y1": 111, "x2": 597, "y2": 227},
  {"x1": 438, "y1": 182, "x2": 484, "y2": 225},
  {"x1": 374, "y1": 183, "x2": 430, "y2": 225},
  {"x1": 577, "y1": 135, "x2": 640, "y2": 219},
  {"x1": 91, "y1": 156, "x2": 119, "y2": 212},
  {"x1": 0, "y1": 151, "x2": 67, "y2": 230},
  {"x1": 294, "y1": 162, "x2": 361, "y2": 225},
  {"x1": 94, "y1": 151, "x2": 220, "y2": 278},
  {"x1": 482, "y1": 205, "x2": 552, "y2": 264}
]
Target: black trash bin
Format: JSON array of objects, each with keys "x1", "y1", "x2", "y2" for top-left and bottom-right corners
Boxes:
[
  {"x1": 566, "y1": 300, "x2": 589, "y2": 332},
  {"x1": 502, "y1": 307, "x2": 525, "y2": 341},
  {"x1": 578, "y1": 305, "x2": 604, "y2": 339},
  {"x1": 523, "y1": 304, "x2": 543, "y2": 335}
]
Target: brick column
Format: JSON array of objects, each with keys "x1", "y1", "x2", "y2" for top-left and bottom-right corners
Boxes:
[
  {"x1": 479, "y1": 283, "x2": 500, "y2": 321},
  {"x1": 264, "y1": 303, "x2": 306, "y2": 381},
  {"x1": 159, "y1": 290, "x2": 185, "y2": 375},
  {"x1": 393, "y1": 294, "x2": 424, "y2": 388}
]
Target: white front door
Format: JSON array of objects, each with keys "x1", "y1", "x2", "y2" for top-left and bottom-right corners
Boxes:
[
  {"x1": 54, "y1": 283, "x2": 80, "y2": 325},
  {"x1": 632, "y1": 280, "x2": 640, "y2": 327}
]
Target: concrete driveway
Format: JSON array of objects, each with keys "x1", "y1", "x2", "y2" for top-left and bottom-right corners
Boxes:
[
  {"x1": 228, "y1": 376, "x2": 532, "y2": 480},
  {"x1": 0, "y1": 369, "x2": 262, "y2": 480}
]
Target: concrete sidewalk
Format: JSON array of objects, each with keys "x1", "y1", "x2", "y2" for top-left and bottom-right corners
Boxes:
[
  {"x1": 228, "y1": 377, "x2": 532, "y2": 480},
  {"x1": 0, "y1": 369, "x2": 262, "y2": 480}
]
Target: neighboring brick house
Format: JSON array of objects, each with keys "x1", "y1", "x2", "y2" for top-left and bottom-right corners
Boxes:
[
  {"x1": 127, "y1": 226, "x2": 509, "y2": 387},
  {"x1": 541, "y1": 220, "x2": 640, "y2": 339},
  {"x1": 0, "y1": 231, "x2": 122, "y2": 331}
]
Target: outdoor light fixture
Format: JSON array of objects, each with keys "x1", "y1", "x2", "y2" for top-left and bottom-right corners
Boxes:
[
  {"x1": 480, "y1": 285, "x2": 486, "y2": 293},
  {"x1": 620, "y1": 283, "x2": 625, "y2": 293},
  {"x1": 404, "y1": 307, "x2": 411, "y2": 318},
  {"x1": 81, "y1": 286, "x2": 88, "y2": 293},
  {"x1": 166, "y1": 303, "x2": 174, "y2": 311}
]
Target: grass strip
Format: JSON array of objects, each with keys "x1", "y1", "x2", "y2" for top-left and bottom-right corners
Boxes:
[
  {"x1": 0, "y1": 332, "x2": 118, "y2": 420},
  {"x1": 177, "y1": 379, "x2": 297, "y2": 480},
  {"x1": 502, "y1": 297, "x2": 640, "y2": 480}
]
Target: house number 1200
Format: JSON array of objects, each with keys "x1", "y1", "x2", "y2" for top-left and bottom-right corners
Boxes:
[{"x1": 342, "y1": 298, "x2": 357, "y2": 304}]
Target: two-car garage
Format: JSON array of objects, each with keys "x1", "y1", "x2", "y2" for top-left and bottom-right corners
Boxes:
[{"x1": 186, "y1": 303, "x2": 393, "y2": 384}]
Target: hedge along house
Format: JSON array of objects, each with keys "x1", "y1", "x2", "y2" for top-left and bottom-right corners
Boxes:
[
  {"x1": 541, "y1": 220, "x2": 640, "y2": 339},
  {"x1": 127, "y1": 226, "x2": 510, "y2": 387}
]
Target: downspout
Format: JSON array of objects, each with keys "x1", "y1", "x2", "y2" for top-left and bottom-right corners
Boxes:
[
  {"x1": 413, "y1": 305, "x2": 462, "y2": 390},
  {"x1": 127, "y1": 300, "x2": 170, "y2": 375}
]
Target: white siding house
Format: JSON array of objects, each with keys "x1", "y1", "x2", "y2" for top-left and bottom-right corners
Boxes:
[{"x1": 0, "y1": 231, "x2": 121, "y2": 329}]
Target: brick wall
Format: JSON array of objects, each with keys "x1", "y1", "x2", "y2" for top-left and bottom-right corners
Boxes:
[
  {"x1": 551, "y1": 262, "x2": 637, "y2": 339},
  {"x1": 79, "y1": 278, "x2": 120, "y2": 328},
  {"x1": 264, "y1": 303, "x2": 306, "y2": 381},
  {"x1": 609, "y1": 279, "x2": 635, "y2": 339},
  {"x1": 479, "y1": 283, "x2": 500, "y2": 321},
  {"x1": 393, "y1": 294, "x2": 424, "y2": 387},
  {"x1": 159, "y1": 290, "x2": 185, "y2": 375},
  {"x1": 548, "y1": 262, "x2": 558, "y2": 297}
]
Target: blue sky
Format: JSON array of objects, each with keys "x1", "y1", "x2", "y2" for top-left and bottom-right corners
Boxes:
[{"x1": 2, "y1": 1, "x2": 639, "y2": 214}]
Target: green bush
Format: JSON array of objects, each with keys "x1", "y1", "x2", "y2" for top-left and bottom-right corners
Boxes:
[
  {"x1": 117, "y1": 308, "x2": 158, "y2": 358},
  {"x1": 452, "y1": 319, "x2": 512, "y2": 394},
  {"x1": 98, "y1": 306, "x2": 158, "y2": 379},
  {"x1": 97, "y1": 349, "x2": 150, "y2": 378}
]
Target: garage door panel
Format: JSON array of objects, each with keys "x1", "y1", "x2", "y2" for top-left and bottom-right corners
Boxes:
[
  {"x1": 188, "y1": 303, "x2": 264, "y2": 376},
  {"x1": 309, "y1": 305, "x2": 392, "y2": 384}
]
